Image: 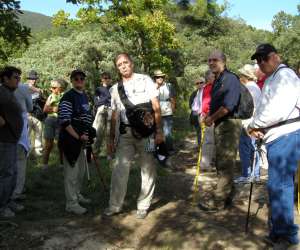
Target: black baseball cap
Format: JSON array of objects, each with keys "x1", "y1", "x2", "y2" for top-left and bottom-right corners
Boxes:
[
  {"x1": 70, "y1": 69, "x2": 86, "y2": 79},
  {"x1": 251, "y1": 43, "x2": 277, "y2": 60},
  {"x1": 27, "y1": 70, "x2": 39, "y2": 80}
]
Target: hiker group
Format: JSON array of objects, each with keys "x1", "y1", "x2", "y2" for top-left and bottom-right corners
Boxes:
[{"x1": 1, "y1": 44, "x2": 300, "y2": 248}]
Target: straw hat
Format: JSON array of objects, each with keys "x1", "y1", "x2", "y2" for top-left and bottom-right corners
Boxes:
[
  {"x1": 238, "y1": 64, "x2": 257, "y2": 80},
  {"x1": 153, "y1": 69, "x2": 166, "y2": 77}
]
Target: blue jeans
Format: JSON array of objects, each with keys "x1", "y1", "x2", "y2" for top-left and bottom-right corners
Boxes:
[
  {"x1": 239, "y1": 132, "x2": 260, "y2": 178},
  {"x1": 266, "y1": 128, "x2": 300, "y2": 244},
  {"x1": 162, "y1": 115, "x2": 174, "y2": 152}
]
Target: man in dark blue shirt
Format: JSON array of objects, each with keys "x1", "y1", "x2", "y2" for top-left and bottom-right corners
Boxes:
[
  {"x1": 199, "y1": 50, "x2": 241, "y2": 211},
  {"x1": 92, "y1": 72, "x2": 112, "y2": 157}
]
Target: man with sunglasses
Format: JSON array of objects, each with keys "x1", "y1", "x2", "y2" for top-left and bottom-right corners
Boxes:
[
  {"x1": 92, "y1": 72, "x2": 112, "y2": 157},
  {"x1": 58, "y1": 69, "x2": 94, "y2": 215},
  {"x1": 248, "y1": 44, "x2": 300, "y2": 249},
  {"x1": 154, "y1": 69, "x2": 176, "y2": 154},
  {"x1": 198, "y1": 50, "x2": 241, "y2": 211},
  {"x1": 189, "y1": 77, "x2": 206, "y2": 146},
  {"x1": 0, "y1": 66, "x2": 23, "y2": 218}
]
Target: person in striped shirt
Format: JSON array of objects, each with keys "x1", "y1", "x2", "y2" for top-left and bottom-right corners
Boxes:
[{"x1": 58, "y1": 69, "x2": 94, "y2": 215}]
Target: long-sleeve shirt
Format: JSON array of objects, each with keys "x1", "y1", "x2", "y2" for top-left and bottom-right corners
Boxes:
[
  {"x1": 0, "y1": 84, "x2": 23, "y2": 143},
  {"x1": 249, "y1": 64, "x2": 300, "y2": 143},
  {"x1": 94, "y1": 85, "x2": 111, "y2": 110}
]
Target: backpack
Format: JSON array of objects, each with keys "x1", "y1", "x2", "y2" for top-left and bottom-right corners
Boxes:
[
  {"x1": 117, "y1": 82, "x2": 156, "y2": 139},
  {"x1": 232, "y1": 83, "x2": 254, "y2": 119},
  {"x1": 32, "y1": 97, "x2": 47, "y2": 121}
]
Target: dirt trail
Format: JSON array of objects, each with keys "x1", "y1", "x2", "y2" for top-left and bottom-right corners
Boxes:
[{"x1": 1, "y1": 134, "x2": 298, "y2": 250}]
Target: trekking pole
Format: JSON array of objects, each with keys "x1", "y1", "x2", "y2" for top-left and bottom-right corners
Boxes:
[
  {"x1": 192, "y1": 121, "x2": 206, "y2": 205},
  {"x1": 83, "y1": 148, "x2": 91, "y2": 182},
  {"x1": 91, "y1": 150, "x2": 108, "y2": 193},
  {"x1": 245, "y1": 139, "x2": 262, "y2": 234}
]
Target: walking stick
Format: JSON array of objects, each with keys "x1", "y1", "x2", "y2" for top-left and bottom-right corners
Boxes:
[
  {"x1": 192, "y1": 121, "x2": 206, "y2": 205},
  {"x1": 245, "y1": 139, "x2": 262, "y2": 234},
  {"x1": 91, "y1": 150, "x2": 109, "y2": 193}
]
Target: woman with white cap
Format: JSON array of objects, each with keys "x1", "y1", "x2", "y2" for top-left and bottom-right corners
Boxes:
[
  {"x1": 42, "y1": 79, "x2": 66, "y2": 169},
  {"x1": 234, "y1": 64, "x2": 261, "y2": 184}
]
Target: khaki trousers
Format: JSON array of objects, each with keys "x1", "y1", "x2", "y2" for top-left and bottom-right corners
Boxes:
[
  {"x1": 213, "y1": 119, "x2": 241, "y2": 203},
  {"x1": 12, "y1": 145, "x2": 27, "y2": 199},
  {"x1": 63, "y1": 149, "x2": 86, "y2": 207},
  {"x1": 109, "y1": 132, "x2": 157, "y2": 211},
  {"x1": 28, "y1": 115, "x2": 43, "y2": 152},
  {"x1": 201, "y1": 125, "x2": 215, "y2": 168},
  {"x1": 92, "y1": 106, "x2": 112, "y2": 155}
]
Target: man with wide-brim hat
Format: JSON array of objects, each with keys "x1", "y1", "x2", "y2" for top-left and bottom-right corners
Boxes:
[
  {"x1": 234, "y1": 64, "x2": 261, "y2": 185},
  {"x1": 26, "y1": 70, "x2": 44, "y2": 156},
  {"x1": 153, "y1": 69, "x2": 176, "y2": 154}
]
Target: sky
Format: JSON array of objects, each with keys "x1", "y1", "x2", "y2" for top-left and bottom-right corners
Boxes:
[{"x1": 20, "y1": 0, "x2": 299, "y2": 31}]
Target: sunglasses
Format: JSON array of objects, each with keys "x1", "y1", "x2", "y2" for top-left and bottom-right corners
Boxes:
[
  {"x1": 155, "y1": 76, "x2": 164, "y2": 79},
  {"x1": 196, "y1": 81, "x2": 204, "y2": 85},
  {"x1": 208, "y1": 58, "x2": 220, "y2": 63},
  {"x1": 74, "y1": 77, "x2": 85, "y2": 82},
  {"x1": 102, "y1": 77, "x2": 111, "y2": 80}
]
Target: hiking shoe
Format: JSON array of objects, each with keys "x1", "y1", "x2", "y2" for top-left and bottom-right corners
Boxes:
[
  {"x1": 273, "y1": 240, "x2": 299, "y2": 250},
  {"x1": 197, "y1": 202, "x2": 219, "y2": 212},
  {"x1": 234, "y1": 176, "x2": 250, "y2": 184},
  {"x1": 8, "y1": 201, "x2": 24, "y2": 212},
  {"x1": 78, "y1": 194, "x2": 91, "y2": 204},
  {"x1": 0, "y1": 207, "x2": 15, "y2": 218},
  {"x1": 136, "y1": 209, "x2": 148, "y2": 219},
  {"x1": 103, "y1": 207, "x2": 121, "y2": 216},
  {"x1": 66, "y1": 204, "x2": 87, "y2": 215}
]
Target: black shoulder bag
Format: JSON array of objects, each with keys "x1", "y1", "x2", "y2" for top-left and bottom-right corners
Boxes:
[{"x1": 117, "y1": 81, "x2": 156, "y2": 139}]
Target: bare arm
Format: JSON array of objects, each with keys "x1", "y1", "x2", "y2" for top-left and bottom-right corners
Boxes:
[
  {"x1": 204, "y1": 106, "x2": 229, "y2": 126},
  {"x1": 151, "y1": 97, "x2": 164, "y2": 144},
  {"x1": 0, "y1": 116, "x2": 5, "y2": 127},
  {"x1": 170, "y1": 97, "x2": 176, "y2": 113},
  {"x1": 65, "y1": 125, "x2": 88, "y2": 142}
]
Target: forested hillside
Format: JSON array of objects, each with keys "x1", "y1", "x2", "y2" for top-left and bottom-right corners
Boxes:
[{"x1": 18, "y1": 10, "x2": 52, "y2": 32}]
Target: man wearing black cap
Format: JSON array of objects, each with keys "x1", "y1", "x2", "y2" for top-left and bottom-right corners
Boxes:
[
  {"x1": 248, "y1": 44, "x2": 300, "y2": 248},
  {"x1": 58, "y1": 69, "x2": 94, "y2": 215},
  {"x1": 26, "y1": 70, "x2": 43, "y2": 156}
]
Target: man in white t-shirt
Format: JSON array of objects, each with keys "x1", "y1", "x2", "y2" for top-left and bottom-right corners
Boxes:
[
  {"x1": 104, "y1": 53, "x2": 163, "y2": 219},
  {"x1": 249, "y1": 44, "x2": 300, "y2": 248},
  {"x1": 154, "y1": 69, "x2": 176, "y2": 154}
]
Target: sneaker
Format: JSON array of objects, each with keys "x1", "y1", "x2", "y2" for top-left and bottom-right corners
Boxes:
[
  {"x1": 8, "y1": 201, "x2": 24, "y2": 212},
  {"x1": 78, "y1": 194, "x2": 91, "y2": 204},
  {"x1": 234, "y1": 176, "x2": 250, "y2": 184},
  {"x1": 136, "y1": 209, "x2": 148, "y2": 219},
  {"x1": 66, "y1": 204, "x2": 87, "y2": 215},
  {"x1": 273, "y1": 239, "x2": 299, "y2": 250},
  {"x1": 0, "y1": 207, "x2": 15, "y2": 218},
  {"x1": 103, "y1": 207, "x2": 121, "y2": 216}
]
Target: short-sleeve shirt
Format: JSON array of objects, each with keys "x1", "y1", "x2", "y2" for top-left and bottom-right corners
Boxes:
[
  {"x1": 210, "y1": 69, "x2": 241, "y2": 124},
  {"x1": 158, "y1": 82, "x2": 175, "y2": 116},
  {"x1": 111, "y1": 73, "x2": 158, "y2": 124}
]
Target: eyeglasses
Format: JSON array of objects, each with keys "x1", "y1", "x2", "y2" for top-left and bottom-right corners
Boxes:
[
  {"x1": 195, "y1": 81, "x2": 204, "y2": 85},
  {"x1": 74, "y1": 77, "x2": 85, "y2": 82},
  {"x1": 208, "y1": 58, "x2": 220, "y2": 63}
]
